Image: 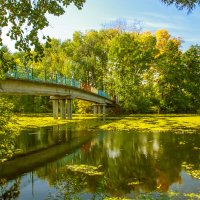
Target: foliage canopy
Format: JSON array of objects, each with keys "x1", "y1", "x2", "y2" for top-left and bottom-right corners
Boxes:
[
  {"x1": 0, "y1": 0, "x2": 85, "y2": 62},
  {"x1": 0, "y1": 0, "x2": 199, "y2": 59},
  {"x1": 4, "y1": 29, "x2": 200, "y2": 114},
  {"x1": 161, "y1": 0, "x2": 200, "y2": 12}
]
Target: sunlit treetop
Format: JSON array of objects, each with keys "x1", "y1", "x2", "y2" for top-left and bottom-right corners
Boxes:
[{"x1": 0, "y1": 0, "x2": 85, "y2": 62}]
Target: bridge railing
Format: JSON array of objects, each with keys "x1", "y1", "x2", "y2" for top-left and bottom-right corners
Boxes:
[
  {"x1": 7, "y1": 66, "x2": 33, "y2": 80},
  {"x1": 6, "y1": 66, "x2": 116, "y2": 101}
]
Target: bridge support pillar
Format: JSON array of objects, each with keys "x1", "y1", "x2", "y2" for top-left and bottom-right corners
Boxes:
[
  {"x1": 102, "y1": 104, "x2": 106, "y2": 115},
  {"x1": 52, "y1": 99, "x2": 59, "y2": 119},
  {"x1": 93, "y1": 105, "x2": 98, "y2": 115},
  {"x1": 67, "y1": 98, "x2": 72, "y2": 120},
  {"x1": 51, "y1": 95, "x2": 72, "y2": 120},
  {"x1": 97, "y1": 105, "x2": 101, "y2": 115},
  {"x1": 93, "y1": 103, "x2": 107, "y2": 115},
  {"x1": 60, "y1": 99, "x2": 66, "y2": 120}
]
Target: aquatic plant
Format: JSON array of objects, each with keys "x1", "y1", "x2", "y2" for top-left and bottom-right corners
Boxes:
[{"x1": 65, "y1": 164, "x2": 104, "y2": 176}]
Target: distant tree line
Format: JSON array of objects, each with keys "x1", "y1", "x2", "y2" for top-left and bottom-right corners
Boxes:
[{"x1": 1, "y1": 28, "x2": 200, "y2": 114}]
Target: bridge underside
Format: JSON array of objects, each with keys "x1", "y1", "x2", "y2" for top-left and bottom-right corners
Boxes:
[
  {"x1": 0, "y1": 78, "x2": 115, "y2": 119},
  {"x1": 50, "y1": 96, "x2": 108, "y2": 119}
]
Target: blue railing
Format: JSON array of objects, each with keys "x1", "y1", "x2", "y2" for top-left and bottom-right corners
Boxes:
[{"x1": 6, "y1": 66, "x2": 113, "y2": 100}]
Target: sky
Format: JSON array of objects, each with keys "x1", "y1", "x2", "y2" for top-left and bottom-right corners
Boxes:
[{"x1": 3, "y1": 0, "x2": 200, "y2": 52}]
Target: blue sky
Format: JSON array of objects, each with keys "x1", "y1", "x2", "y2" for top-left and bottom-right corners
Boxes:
[
  {"x1": 3, "y1": 0, "x2": 200, "y2": 51},
  {"x1": 43, "y1": 0, "x2": 200, "y2": 51}
]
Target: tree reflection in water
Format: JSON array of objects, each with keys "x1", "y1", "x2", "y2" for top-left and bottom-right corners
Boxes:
[
  {"x1": 0, "y1": 126, "x2": 200, "y2": 199},
  {"x1": 0, "y1": 178, "x2": 20, "y2": 200},
  {"x1": 42, "y1": 131, "x2": 200, "y2": 199}
]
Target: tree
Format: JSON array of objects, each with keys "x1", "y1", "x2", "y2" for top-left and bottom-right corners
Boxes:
[
  {"x1": 0, "y1": 0, "x2": 198, "y2": 63},
  {"x1": 161, "y1": 0, "x2": 200, "y2": 12},
  {"x1": 154, "y1": 30, "x2": 185, "y2": 112},
  {"x1": 0, "y1": 46, "x2": 15, "y2": 77},
  {"x1": 108, "y1": 32, "x2": 157, "y2": 112},
  {"x1": 182, "y1": 45, "x2": 200, "y2": 112},
  {"x1": 0, "y1": 0, "x2": 85, "y2": 62},
  {"x1": 76, "y1": 100, "x2": 92, "y2": 114},
  {"x1": 0, "y1": 97, "x2": 19, "y2": 160},
  {"x1": 63, "y1": 30, "x2": 111, "y2": 88}
]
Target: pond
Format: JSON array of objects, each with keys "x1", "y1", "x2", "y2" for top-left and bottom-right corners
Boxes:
[{"x1": 0, "y1": 120, "x2": 200, "y2": 200}]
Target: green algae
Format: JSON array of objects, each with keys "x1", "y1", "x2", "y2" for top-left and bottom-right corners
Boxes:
[
  {"x1": 104, "y1": 192, "x2": 200, "y2": 200},
  {"x1": 14, "y1": 114, "x2": 200, "y2": 132},
  {"x1": 65, "y1": 164, "x2": 104, "y2": 176},
  {"x1": 182, "y1": 162, "x2": 200, "y2": 180},
  {"x1": 100, "y1": 115, "x2": 200, "y2": 132}
]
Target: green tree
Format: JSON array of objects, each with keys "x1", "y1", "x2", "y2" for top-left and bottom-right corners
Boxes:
[
  {"x1": 182, "y1": 45, "x2": 200, "y2": 112},
  {"x1": 4, "y1": 28, "x2": 200, "y2": 114},
  {"x1": 0, "y1": 0, "x2": 85, "y2": 62},
  {"x1": 0, "y1": 0, "x2": 198, "y2": 62},
  {"x1": 161, "y1": 0, "x2": 200, "y2": 12},
  {"x1": 108, "y1": 32, "x2": 157, "y2": 112},
  {"x1": 0, "y1": 46, "x2": 15, "y2": 77},
  {"x1": 0, "y1": 97, "x2": 14, "y2": 134},
  {"x1": 0, "y1": 97, "x2": 19, "y2": 160},
  {"x1": 33, "y1": 38, "x2": 69, "y2": 80},
  {"x1": 154, "y1": 30, "x2": 187, "y2": 113},
  {"x1": 64, "y1": 30, "x2": 111, "y2": 88}
]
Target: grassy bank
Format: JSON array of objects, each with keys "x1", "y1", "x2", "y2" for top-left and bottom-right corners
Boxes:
[{"x1": 13, "y1": 113, "x2": 200, "y2": 132}]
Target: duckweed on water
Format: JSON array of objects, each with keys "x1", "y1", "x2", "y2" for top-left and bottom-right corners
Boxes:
[
  {"x1": 14, "y1": 114, "x2": 200, "y2": 132},
  {"x1": 65, "y1": 164, "x2": 104, "y2": 176},
  {"x1": 100, "y1": 115, "x2": 200, "y2": 132},
  {"x1": 128, "y1": 181, "x2": 143, "y2": 186},
  {"x1": 182, "y1": 162, "x2": 200, "y2": 180},
  {"x1": 13, "y1": 113, "x2": 72, "y2": 129},
  {"x1": 13, "y1": 113, "x2": 98, "y2": 129},
  {"x1": 104, "y1": 192, "x2": 200, "y2": 200},
  {"x1": 168, "y1": 192, "x2": 200, "y2": 199},
  {"x1": 104, "y1": 198, "x2": 130, "y2": 200}
]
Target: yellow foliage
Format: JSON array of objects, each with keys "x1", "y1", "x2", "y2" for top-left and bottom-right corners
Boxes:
[
  {"x1": 155, "y1": 29, "x2": 170, "y2": 52},
  {"x1": 139, "y1": 31, "x2": 153, "y2": 41},
  {"x1": 155, "y1": 29, "x2": 181, "y2": 56},
  {"x1": 77, "y1": 100, "x2": 92, "y2": 114},
  {"x1": 171, "y1": 38, "x2": 181, "y2": 47},
  {"x1": 15, "y1": 58, "x2": 22, "y2": 66}
]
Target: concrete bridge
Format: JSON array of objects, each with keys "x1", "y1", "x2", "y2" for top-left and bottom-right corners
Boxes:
[{"x1": 0, "y1": 71, "x2": 117, "y2": 119}]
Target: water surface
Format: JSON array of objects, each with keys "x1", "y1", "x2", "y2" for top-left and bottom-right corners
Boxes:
[{"x1": 0, "y1": 122, "x2": 200, "y2": 199}]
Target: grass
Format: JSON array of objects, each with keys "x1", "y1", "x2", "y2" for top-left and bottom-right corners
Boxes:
[{"x1": 12, "y1": 113, "x2": 200, "y2": 133}]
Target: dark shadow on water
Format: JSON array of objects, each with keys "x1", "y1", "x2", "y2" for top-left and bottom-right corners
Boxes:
[{"x1": 0, "y1": 125, "x2": 94, "y2": 180}]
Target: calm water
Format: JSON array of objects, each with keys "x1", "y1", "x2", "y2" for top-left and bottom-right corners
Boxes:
[{"x1": 0, "y1": 122, "x2": 200, "y2": 199}]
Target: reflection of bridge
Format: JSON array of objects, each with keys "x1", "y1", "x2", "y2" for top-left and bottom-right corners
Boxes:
[
  {"x1": 0, "y1": 67, "x2": 117, "y2": 119},
  {"x1": 0, "y1": 133, "x2": 92, "y2": 180}
]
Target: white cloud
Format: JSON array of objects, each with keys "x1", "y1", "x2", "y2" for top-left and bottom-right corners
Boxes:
[
  {"x1": 135, "y1": 12, "x2": 169, "y2": 20},
  {"x1": 184, "y1": 38, "x2": 200, "y2": 43},
  {"x1": 118, "y1": 15, "x2": 186, "y2": 32},
  {"x1": 144, "y1": 21, "x2": 179, "y2": 30}
]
